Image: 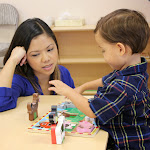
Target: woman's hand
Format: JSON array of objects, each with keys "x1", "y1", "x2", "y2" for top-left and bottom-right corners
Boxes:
[{"x1": 10, "y1": 46, "x2": 26, "y2": 66}]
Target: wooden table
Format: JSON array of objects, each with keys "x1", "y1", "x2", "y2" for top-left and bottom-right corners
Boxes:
[{"x1": 0, "y1": 95, "x2": 108, "y2": 150}]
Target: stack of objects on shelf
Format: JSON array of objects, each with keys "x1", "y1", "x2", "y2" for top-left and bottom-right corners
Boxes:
[{"x1": 54, "y1": 11, "x2": 84, "y2": 27}]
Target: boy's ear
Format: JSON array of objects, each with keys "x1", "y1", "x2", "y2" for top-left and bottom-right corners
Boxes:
[{"x1": 116, "y1": 42, "x2": 126, "y2": 56}]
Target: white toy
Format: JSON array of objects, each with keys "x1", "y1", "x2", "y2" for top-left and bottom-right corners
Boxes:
[{"x1": 55, "y1": 116, "x2": 65, "y2": 144}]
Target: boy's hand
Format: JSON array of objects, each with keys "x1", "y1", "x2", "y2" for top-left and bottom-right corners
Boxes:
[
  {"x1": 48, "y1": 80, "x2": 73, "y2": 96},
  {"x1": 10, "y1": 46, "x2": 26, "y2": 66}
]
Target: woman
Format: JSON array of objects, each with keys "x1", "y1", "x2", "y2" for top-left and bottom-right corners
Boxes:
[{"x1": 0, "y1": 18, "x2": 75, "y2": 112}]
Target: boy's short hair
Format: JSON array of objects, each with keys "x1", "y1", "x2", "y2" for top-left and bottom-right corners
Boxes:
[{"x1": 94, "y1": 9, "x2": 150, "y2": 54}]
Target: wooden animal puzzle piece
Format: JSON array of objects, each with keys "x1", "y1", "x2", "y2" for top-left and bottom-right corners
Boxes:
[
  {"x1": 55, "y1": 116, "x2": 65, "y2": 144},
  {"x1": 27, "y1": 93, "x2": 39, "y2": 121},
  {"x1": 50, "y1": 116, "x2": 65, "y2": 144},
  {"x1": 49, "y1": 105, "x2": 65, "y2": 144},
  {"x1": 57, "y1": 101, "x2": 76, "y2": 109},
  {"x1": 49, "y1": 105, "x2": 58, "y2": 124}
]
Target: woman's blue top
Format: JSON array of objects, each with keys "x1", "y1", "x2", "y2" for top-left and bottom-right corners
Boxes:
[{"x1": 0, "y1": 65, "x2": 75, "y2": 112}]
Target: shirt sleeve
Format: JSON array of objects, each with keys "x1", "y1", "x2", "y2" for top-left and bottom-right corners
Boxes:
[
  {"x1": 0, "y1": 74, "x2": 25, "y2": 112},
  {"x1": 59, "y1": 65, "x2": 75, "y2": 88},
  {"x1": 90, "y1": 80, "x2": 128, "y2": 125}
]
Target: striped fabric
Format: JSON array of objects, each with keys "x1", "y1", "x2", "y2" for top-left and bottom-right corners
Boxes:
[
  {"x1": 0, "y1": 3, "x2": 19, "y2": 57},
  {"x1": 90, "y1": 57, "x2": 150, "y2": 150},
  {"x1": 0, "y1": 3, "x2": 19, "y2": 28}
]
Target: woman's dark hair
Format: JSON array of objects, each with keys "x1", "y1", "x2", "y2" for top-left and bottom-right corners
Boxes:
[
  {"x1": 94, "y1": 9, "x2": 150, "y2": 54},
  {"x1": 4, "y1": 18, "x2": 60, "y2": 94}
]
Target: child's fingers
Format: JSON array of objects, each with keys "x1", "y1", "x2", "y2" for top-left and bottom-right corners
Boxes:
[
  {"x1": 64, "y1": 96, "x2": 69, "y2": 99},
  {"x1": 49, "y1": 81, "x2": 55, "y2": 88},
  {"x1": 49, "y1": 80, "x2": 55, "y2": 85},
  {"x1": 49, "y1": 80, "x2": 60, "y2": 87},
  {"x1": 48, "y1": 86, "x2": 56, "y2": 92}
]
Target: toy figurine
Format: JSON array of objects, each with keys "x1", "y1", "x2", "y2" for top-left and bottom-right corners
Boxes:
[
  {"x1": 27, "y1": 93, "x2": 40, "y2": 121},
  {"x1": 49, "y1": 105, "x2": 58, "y2": 124},
  {"x1": 57, "y1": 101, "x2": 76, "y2": 109},
  {"x1": 49, "y1": 105, "x2": 65, "y2": 144},
  {"x1": 51, "y1": 116, "x2": 65, "y2": 144},
  {"x1": 55, "y1": 116, "x2": 65, "y2": 144}
]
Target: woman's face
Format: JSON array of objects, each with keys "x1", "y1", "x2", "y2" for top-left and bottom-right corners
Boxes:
[{"x1": 26, "y1": 33, "x2": 58, "y2": 78}]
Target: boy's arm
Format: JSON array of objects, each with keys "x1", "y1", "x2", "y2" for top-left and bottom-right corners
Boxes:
[
  {"x1": 49, "y1": 80, "x2": 96, "y2": 118},
  {"x1": 74, "y1": 78, "x2": 103, "y2": 94}
]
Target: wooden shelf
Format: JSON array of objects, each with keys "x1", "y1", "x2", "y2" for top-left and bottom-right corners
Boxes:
[
  {"x1": 51, "y1": 25, "x2": 95, "y2": 32},
  {"x1": 52, "y1": 24, "x2": 150, "y2": 32},
  {"x1": 58, "y1": 57, "x2": 106, "y2": 64},
  {"x1": 58, "y1": 57, "x2": 150, "y2": 64}
]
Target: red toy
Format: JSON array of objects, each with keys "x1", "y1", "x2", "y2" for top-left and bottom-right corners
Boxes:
[{"x1": 51, "y1": 124, "x2": 57, "y2": 144}]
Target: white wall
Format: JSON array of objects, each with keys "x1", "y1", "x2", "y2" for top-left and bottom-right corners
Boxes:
[{"x1": 0, "y1": 0, "x2": 150, "y2": 25}]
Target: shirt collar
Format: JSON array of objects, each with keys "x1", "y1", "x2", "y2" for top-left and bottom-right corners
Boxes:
[
  {"x1": 115, "y1": 57, "x2": 147, "y2": 77},
  {"x1": 103, "y1": 57, "x2": 147, "y2": 84}
]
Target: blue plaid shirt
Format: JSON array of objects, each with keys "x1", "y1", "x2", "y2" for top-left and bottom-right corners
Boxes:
[{"x1": 90, "y1": 57, "x2": 150, "y2": 150}]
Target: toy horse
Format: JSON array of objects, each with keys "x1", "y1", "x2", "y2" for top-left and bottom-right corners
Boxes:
[{"x1": 27, "y1": 93, "x2": 39, "y2": 121}]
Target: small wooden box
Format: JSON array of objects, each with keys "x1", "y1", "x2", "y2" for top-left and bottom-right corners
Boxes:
[{"x1": 54, "y1": 19, "x2": 84, "y2": 27}]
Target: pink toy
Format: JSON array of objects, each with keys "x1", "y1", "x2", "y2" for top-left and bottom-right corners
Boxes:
[{"x1": 76, "y1": 121, "x2": 95, "y2": 133}]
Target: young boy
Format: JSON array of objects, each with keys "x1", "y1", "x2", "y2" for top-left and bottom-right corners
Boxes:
[{"x1": 49, "y1": 9, "x2": 150, "y2": 149}]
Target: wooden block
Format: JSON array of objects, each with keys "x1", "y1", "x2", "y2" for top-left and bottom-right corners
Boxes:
[
  {"x1": 27, "y1": 93, "x2": 39, "y2": 121},
  {"x1": 51, "y1": 124, "x2": 57, "y2": 144}
]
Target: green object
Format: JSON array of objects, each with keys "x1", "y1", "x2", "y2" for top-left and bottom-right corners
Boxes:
[
  {"x1": 65, "y1": 108, "x2": 85, "y2": 123},
  {"x1": 34, "y1": 112, "x2": 37, "y2": 119}
]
